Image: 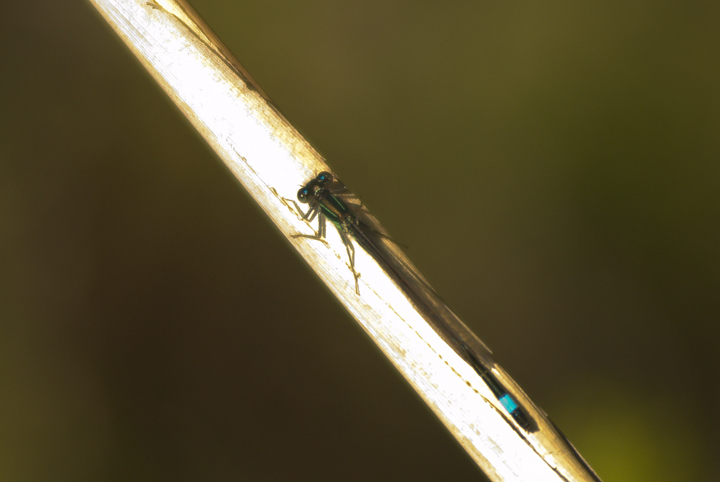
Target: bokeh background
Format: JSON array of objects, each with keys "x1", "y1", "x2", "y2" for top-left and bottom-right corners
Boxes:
[{"x1": 1, "y1": 1, "x2": 718, "y2": 481}]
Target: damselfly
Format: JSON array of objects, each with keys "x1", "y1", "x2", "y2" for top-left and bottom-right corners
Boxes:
[{"x1": 290, "y1": 171, "x2": 537, "y2": 432}]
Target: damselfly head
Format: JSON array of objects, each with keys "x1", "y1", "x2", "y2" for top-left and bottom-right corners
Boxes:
[{"x1": 298, "y1": 172, "x2": 333, "y2": 203}]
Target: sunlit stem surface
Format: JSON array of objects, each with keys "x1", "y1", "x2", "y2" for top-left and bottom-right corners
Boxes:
[{"x1": 87, "y1": 1, "x2": 602, "y2": 481}]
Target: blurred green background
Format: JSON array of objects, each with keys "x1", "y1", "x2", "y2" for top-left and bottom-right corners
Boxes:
[{"x1": 1, "y1": 1, "x2": 718, "y2": 481}]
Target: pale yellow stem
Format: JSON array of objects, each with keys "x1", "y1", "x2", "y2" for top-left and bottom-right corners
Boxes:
[{"x1": 87, "y1": 1, "x2": 601, "y2": 481}]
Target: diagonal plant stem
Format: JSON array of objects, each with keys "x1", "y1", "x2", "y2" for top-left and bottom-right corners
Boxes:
[{"x1": 87, "y1": 1, "x2": 602, "y2": 481}]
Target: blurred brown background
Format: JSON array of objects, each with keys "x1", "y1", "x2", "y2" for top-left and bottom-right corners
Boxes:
[{"x1": 1, "y1": 1, "x2": 718, "y2": 481}]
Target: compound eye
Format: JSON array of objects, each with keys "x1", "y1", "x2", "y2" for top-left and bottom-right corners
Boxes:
[
  {"x1": 297, "y1": 187, "x2": 310, "y2": 203},
  {"x1": 317, "y1": 171, "x2": 332, "y2": 184}
]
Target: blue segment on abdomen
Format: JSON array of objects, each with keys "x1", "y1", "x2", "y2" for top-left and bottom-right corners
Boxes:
[{"x1": 499, "y1": 394, "x2": 519, "y2": 414}]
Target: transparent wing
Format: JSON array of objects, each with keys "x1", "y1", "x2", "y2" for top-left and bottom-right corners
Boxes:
[{"x1": 326, "y1": 178, "x2": 392, "y2": 238}]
